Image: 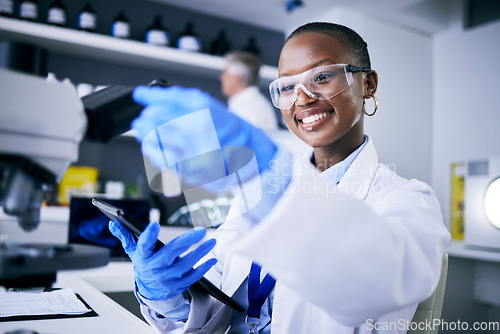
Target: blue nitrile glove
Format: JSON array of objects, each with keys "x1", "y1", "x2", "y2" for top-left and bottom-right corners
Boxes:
[
  {"x1": 131, "y1": 85, "x2": 277, "y2": 194},
  {"x1": 109, "y1": 220, "x2": 217, "y2": 300}
]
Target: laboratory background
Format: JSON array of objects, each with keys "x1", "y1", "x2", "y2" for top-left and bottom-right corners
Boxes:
[{"x1": 0, "y1": 0, "x2": 500, "y2": 333}]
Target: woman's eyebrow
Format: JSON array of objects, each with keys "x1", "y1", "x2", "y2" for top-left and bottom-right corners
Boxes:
[
  {"x1": 279, "y1": 58, "x2": 335, "y2": 78},
  {"x1": 311, "y1": 58, "x2": 335, "y2": 67}
]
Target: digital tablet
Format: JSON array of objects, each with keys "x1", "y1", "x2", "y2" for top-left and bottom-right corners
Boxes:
[{"x1": 91, "y1": 197, "x2": 245, "y2": 313}]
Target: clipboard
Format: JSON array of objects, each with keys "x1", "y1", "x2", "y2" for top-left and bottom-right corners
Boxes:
[{"x1": 0, "y1": 289, "x2": 98, "y2": 322}]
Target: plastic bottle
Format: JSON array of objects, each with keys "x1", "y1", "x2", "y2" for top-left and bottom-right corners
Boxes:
[
  {"x1": 18, "y1": 0, "x2": 38, "y2": 21},
  {"x1": 78, "y1": 3, "x2": 97, "y2": 32},
  {"x1": 111, "y1": 11, "x2": 130, "y2": 39},
  {"x1": 0, "y1": 0, "x2": 14, "y2": 17},
  {"x1": 177, "y1": 22, "x2": 201, "y2": 52},
  {"x1": 210, "y1": 29, "x2": 231, "y2": 56},
  {"x1": 47, "y1": 0, "x2": 66, "y2": 27},
  {"x1": 145, "y1": 16, "x2": 169, "y2": 46},
  {"x1": 242, "y1": 36, "x2": 261, "y2": 57}
]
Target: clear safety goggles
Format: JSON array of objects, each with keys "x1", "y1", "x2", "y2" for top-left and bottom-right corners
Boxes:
[{"x1": 268, "y1": 63, "x2": 370, "y2": 110}]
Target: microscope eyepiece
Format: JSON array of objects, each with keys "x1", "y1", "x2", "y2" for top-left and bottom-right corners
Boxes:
[{"x1": 82, "y1": 79, "x2": 169, "y2": 143}]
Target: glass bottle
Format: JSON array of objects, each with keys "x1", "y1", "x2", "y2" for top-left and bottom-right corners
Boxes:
[
  {"x1": 0, "y1": 0, "x2": 14, "y2": 17},
  {"x1": 177, "y1": 22, "x2": 201, "y2": 52},
  {"x1": 111, "y1": 11, "x2": 130, "y2": 39},
  {"x1": 242, "y1": 36, "x2": 261, "y2": 57},
  {"x1": 78, "y1": 3, "x2": 97, "y2": 32},
  {"x1": 47, "y1": 0, "x2": 66, "y2": 27},
  {"x1": 18, "y1": 0, "x2": 38, "y2": 22},
  {"x1": 210, "y1": 29, "x2": 231, "y2": 56},
  {"x1": 145, "y1": 16, "x2": 169, "y2": 46}
]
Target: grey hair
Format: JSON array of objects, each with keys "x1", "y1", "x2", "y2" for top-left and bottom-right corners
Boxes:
[{"x1": 224, "y1": 51, "x2": 261, "y2": 86}]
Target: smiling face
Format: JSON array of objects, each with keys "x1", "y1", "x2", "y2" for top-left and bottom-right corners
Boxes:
[{"x1": 278, "y1": 31, "x2": 377, "y2": 169}]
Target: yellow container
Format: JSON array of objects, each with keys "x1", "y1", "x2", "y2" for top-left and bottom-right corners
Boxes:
[
  {"x1": 58, "y1": 166, "x2": 99, "y2": 205},
  {"x1": 450, "y1": 162, "x2": 465, "y2": 240}
]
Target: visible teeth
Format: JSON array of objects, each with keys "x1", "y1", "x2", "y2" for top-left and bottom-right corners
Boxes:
[{"x1": 301, "y1": 112, "x2": 331, "y2": 124}]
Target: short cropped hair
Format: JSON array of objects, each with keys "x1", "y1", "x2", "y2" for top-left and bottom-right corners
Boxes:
[
  {"x1": 285, "y1": 22, "x2": 371, "y2": 69},
  {"x1": 224, "y1": 51, "x2": 261, "y2": 86}
]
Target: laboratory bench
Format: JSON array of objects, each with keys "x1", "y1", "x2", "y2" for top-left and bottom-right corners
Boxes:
[
  {"x1": 447, "y1": 240, "x2": 500, "y2": 263},
  {"x1": 0, "y1": 264, "x2": 155, "y2": 334},
  {"x1": 442, "y1": 240, "x2": 500, "y2": 333},
  {"x1": 2, "y1": 229, "x2": 500, "y2": 333},
  {"x1": 0, "y1": 225, "x2": 193, "y2": 334},
  {"x1": 445, "y1": 240, "x2": 500, "y2": 309}
]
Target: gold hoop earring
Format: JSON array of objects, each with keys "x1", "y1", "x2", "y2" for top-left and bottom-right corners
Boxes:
[{"x1": 363, "y1": 96, "x2": 378, "y2": 116}]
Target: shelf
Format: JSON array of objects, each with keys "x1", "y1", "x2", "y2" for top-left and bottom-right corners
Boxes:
[
  {"x1": 0, "y1": 17, "x2": 278, "y2": 83},
  {"x1": 447, "y1": 240, "x2": 500, "y2": 263}
]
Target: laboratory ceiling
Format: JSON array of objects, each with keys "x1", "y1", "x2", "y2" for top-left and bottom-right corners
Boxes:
[{"x1": 145, "y1": 0, "x2": 454, "y2": 35}]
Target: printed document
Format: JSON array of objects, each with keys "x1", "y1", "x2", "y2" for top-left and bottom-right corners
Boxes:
[{"x1": 0, "y1": 288, "x2": 91, "y2": 317}]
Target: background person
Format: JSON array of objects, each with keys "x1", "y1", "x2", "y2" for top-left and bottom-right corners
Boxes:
[
  {"x1": 220, "y1": 51, "x2": 279, "y2": 131},
  {"x1": 110, "y1": 22, "x2": 450, "y2": 333}
]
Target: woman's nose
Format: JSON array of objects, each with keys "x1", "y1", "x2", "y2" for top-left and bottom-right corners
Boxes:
[{"x1": 294, "y1": 84, "x2": 316, "y2": 106}]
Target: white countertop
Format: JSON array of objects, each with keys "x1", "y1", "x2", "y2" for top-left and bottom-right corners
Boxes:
[
  {"x1": 0, "y1": 273, "x2": 155, "y2": 334},
  {"x1": 447, "y1": 240, "x2": 500, "y2": 263},
  {"x1": 0, "y1": 224, "x2": 200, "y2": 333}
]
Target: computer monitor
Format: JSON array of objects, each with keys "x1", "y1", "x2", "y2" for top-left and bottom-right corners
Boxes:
[{"x1": 68, "y1": 197, "x2": 150, "y2": 260}]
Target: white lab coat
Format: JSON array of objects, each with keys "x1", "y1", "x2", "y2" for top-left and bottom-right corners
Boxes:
[
  {"x1": 227, "y1": 86, "x2": 279, "y2": 131},
  {"x1": 140, "y1": 137, "x2": 451, "y2": 333}
]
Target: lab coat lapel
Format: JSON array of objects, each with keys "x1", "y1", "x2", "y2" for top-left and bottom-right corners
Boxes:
[
  {"x1": 219, "y1": 137, "x2": 379, "y2": 300},
  {"x1": 337, "y1": 136, "x2": 378, "y2": 200},
  {"x1": 214, "y1": 205, "x2": 253, "y2": 297},
  {"x1": 223, "y1": 253, "x2": 252, "y2": 297}
]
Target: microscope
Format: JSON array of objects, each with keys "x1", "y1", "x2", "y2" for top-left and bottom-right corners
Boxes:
[{"x1": 0, "y1": 66, "x2": 151, "y2": 288}]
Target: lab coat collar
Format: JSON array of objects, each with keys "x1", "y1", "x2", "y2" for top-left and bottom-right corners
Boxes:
[
  {"x1": 303, "y1": 135, "x2": 379, "y2": 201},
  {"x1": 336, "y1": 136, "x2": 379, "y2": 200}
]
